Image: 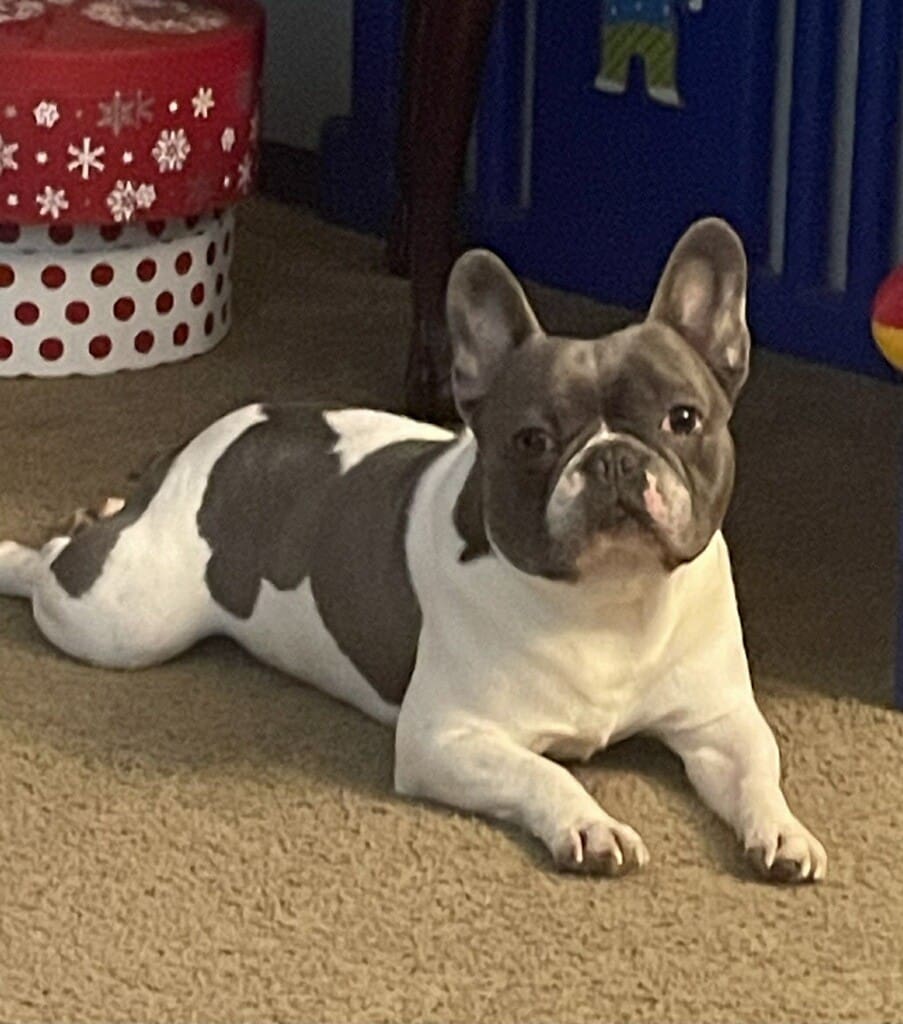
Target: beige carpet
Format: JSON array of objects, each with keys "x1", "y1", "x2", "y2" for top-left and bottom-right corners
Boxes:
[{"x1": 1, "y1": 198, "x2": 901, "y2": 1024}]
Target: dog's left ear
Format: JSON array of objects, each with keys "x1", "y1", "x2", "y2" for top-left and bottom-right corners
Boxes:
[{"x1": 647, "y1": 218, "x2": 750, "y2": 402}]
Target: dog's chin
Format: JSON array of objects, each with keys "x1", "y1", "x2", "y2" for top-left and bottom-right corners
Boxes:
[{"x1": 573, "y1": 517, "x2": 670, "y2": 582}]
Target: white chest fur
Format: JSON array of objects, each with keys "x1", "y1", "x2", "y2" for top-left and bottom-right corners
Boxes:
[{"x1": 402, "y1": 435, "x2": 752, "y2": 758}]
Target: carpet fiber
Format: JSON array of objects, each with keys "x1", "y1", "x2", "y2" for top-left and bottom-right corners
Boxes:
[{"x1": 1, "y1": 199, "x2": 901, "y2": 1023}]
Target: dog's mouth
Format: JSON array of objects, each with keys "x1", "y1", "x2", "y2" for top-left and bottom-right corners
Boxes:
[{"x1": 595, "y1": 491, "x2": 655, "y2": 534}]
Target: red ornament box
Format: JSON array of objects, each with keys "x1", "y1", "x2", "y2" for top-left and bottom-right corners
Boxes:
[{"x1": 0, "y1": 0, "x2": 264, "y2": 376}]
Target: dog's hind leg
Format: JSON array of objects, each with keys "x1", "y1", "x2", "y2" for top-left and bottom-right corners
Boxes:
[
  {"x1": 0, "y1": 494, "x2": 128, "y2": 600},
  {"x1": 0, "y1": 540, "x2": 46, "y2": 599}
]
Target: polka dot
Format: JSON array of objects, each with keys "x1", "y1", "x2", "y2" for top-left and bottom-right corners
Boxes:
[
  {"x1": 175, "y1": 252, "x2": 192, "y2": 275},
  {"x1": 136, "y1": 258, "x2": 157, "y2": 282},
  {"x1": 0, "y1": 223, "x2": 20, "y2": 244},
  {"x1": 186, "y1": 215, "x2": 199, "y2": 229},
  {"x1": 91, "y1": 263, "x2": 114, "y2": 286},
  {"x1": 146, "y1": 220, "x2": 166, "y2": 237},
  {"x1": 39, "y1": 338, "x2": 63, "y2": 361},
  {"x1": 15, "y1": 302, "x2": 39, "y2": 325},
  {"x1": 221, "y1": 302, "x2": 229, "y2": 323},
  {"x1": 89, "y1": 335, "x2": 112, "y2": 359},
  {"x1": 215, "y1": 273, "x2": 224, "y2": 295},
  {"x1": 173, "y1": 322, "x2": 189, "y2": 346},
  {"x1": 0, "y1": 264, "x2": 14, "y2": 287},
  {"x1": 134, "y1": 330, "x2": 154, "y2": 353},
  {"x1": 100, "y1": 224, "x2": 122, "y2": 242},
  {"x1": 49, "y1": 224, "x2": 74, "y2": 245},
  {"x1": 41, "y1": 265, "x2": 66, "y2": 289},
  {"x1": 0, "y1": 337, "x2": 12, "y2": 359},
  {"x1": 155, "y1": 290, "x2": 174, "y2": 313},
  {"x1": 113, "y1": 297, "x2": 135, "y2": 321},
  {"x1": 65, "y1": 301, "x2": 90, "y2": 324},
  {"x1": 223, "y1": 232, "x2": 231, "y2": 255},
  {"x1": 206, "y1": 241, "x2": 216, "y2": 265},
  {"x1": 191, "y1": 282, "x2": 205, "y2": 306},
  {"x1": 204, "y1": 312, "x2": 214, "y2": 335}
]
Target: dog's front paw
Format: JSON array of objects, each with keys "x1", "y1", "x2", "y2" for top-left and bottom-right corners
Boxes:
[
  {"x1": 552, "y1": 817, "x2": 650, "y2": 877},
  {"x1": 744, "y1": 819, "x2": 827, "y2": 883}
]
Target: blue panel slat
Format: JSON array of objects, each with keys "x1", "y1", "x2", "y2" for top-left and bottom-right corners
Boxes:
[
  {"x1": 351, "y1": 0, "x2": 406, "y2": 133},
  {"x1": 783, "y1": 0, "x2": 842, "y2": 288},
  {"x1": 318, "y1": 0, "x2": 405, "y2": 232},
  {"x1": 735, "y1": 0, "x2": 781, "y2": 266},
  {"x1": 474, "y1": 0, "x2": 528, "y2": 214},
  {"x1": 845, "y1": 0, "x2": 903, "y2": 303}
]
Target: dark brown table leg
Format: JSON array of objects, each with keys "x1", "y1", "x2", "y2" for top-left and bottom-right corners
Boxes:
[{"x1": 389, "y1": 0, "x2": 499, "y2": 424}]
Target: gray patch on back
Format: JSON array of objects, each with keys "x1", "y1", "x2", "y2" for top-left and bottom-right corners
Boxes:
[
  {"x1": 197, "y1": 404, "x2": 453, "y2": 704},
  {"x1": 197, "y1": 405, "x2": 340, "y2": 618},
  {"x1": 309, "y1": 438, "x2": 450, "y2": 704},
  {"x1": 51, "y1": 444, "x2": 185, "y2": 598}
]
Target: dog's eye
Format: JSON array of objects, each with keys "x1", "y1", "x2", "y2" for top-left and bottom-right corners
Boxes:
[
  {"x1": 513, "y1": 427, "x2": 555, "y2": 456},
  {"x1": 662, "y1": 405, "x2": 702, "y2": 436}
]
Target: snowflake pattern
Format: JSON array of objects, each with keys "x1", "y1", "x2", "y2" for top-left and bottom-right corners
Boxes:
[
  {"x1": 6, "y1": 41, "x2": 255, "y2": 221},
  {"x1": 35, "y1": 185, "x2": 69, "y2": 219},
  {"x1": 152, "y1": 127, "x2": 190, "y2": 172},
  {"x1": 134, "y1": 90, "x2": 155, "y2": 126},
  {"x1": 0, "y1": 134, "x2": 19, "y2": 175},
  {"x1": 97, "y1": 91, "x2": 135, "y2": 137},
  {"x1": 96, "y1": 90, "x2": 154, "y2": 137},
  {"x1": 105, "y1": 178, "x2": 156, "y2": 223},
  {"x1": 192, "y1": 87, "x2": 215, "y2": 119},
  {"x1": 66, "y1": 136, "x2": 106, "y2": 180},
  {"x1": 237, "y1": 151, "x2": 253, "y2": 193},
  {"x1": 134, "y1": 182, "x2": 157, "y2": 209},
  {"x1": 33, "y1": 100, "x2": 60, "y2": 129}
]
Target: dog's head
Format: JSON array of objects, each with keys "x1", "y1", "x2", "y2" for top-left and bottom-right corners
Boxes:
[{"x1": 448, "y1": 218, "x2": 750, "y2": 581}]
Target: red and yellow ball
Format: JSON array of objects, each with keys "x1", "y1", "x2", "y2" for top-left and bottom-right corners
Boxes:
[{"x1": 871, "y1": 266, "x2": 903, "y2": 371}]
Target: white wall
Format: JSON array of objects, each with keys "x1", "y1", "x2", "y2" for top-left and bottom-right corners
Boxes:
[{"x1": 257, "y1": 0, "x2": 353, "y2": 151}]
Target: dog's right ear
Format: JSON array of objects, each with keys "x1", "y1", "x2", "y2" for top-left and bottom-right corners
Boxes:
[{"x1": 446, "y1": 249, "x2": 543, "y2": 425}]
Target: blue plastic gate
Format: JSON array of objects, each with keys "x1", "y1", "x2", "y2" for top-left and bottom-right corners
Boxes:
[{"x1": 321, "y1": 0, "x2": 902, "y2": 381}]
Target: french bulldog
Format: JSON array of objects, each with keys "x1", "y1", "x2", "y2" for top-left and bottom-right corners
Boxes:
[{"x1": 0, "y1": 217, "x2": 826, "y2": 881}]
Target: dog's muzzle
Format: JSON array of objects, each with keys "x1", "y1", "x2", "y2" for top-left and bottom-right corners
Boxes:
[
  {"x1": 546, "y1": 437, "x2": 655, "y2": 540},
  {"x1": 579, "y1": 440, "x2": 652, "y2": 530}
]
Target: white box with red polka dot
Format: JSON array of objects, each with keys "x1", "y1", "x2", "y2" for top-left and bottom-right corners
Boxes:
[{"x1": 0, "y1": 211, "x2": 234, "y2": 376}]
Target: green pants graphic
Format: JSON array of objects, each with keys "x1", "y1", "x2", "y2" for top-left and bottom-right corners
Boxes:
[{"x1": 596, "y1": 22, "x2": 681, "y2": 106}]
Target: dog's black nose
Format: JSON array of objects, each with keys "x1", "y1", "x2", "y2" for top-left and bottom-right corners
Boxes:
[{"x1": 582, "y1": 442, "x2": 646, "y2": 484}]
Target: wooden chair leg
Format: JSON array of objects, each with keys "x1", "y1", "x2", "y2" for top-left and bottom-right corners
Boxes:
[{"x1": 390, "y1": 0, "x2": 499, "y2": 424}]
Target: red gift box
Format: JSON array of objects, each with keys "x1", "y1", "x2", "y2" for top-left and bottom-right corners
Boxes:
[
  {"x1": 0, "y1": 0, "x2": 264, "y2": 226},
  {"x1": 0, "y1": 0, "x2": 264, "y2": 377}
]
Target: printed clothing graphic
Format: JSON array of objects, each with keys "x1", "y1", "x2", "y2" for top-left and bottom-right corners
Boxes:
[{"x1": 595, "y1": 0, "x2": 704, "y2": 107}]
